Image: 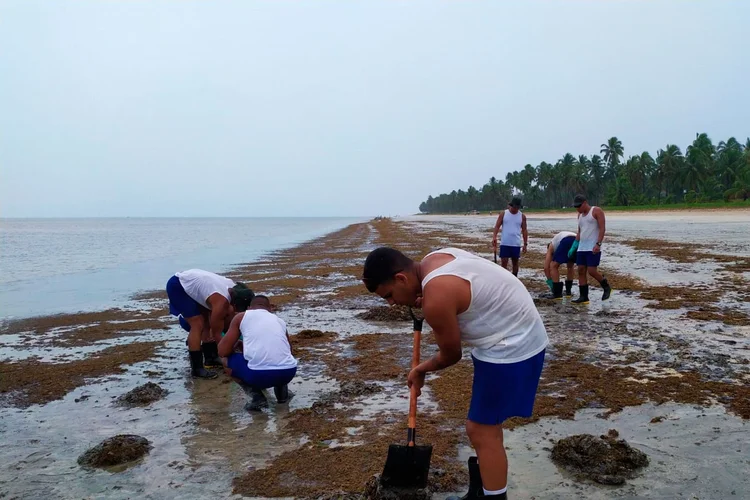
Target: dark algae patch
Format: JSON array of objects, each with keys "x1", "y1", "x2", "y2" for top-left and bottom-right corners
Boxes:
[
  {"x1": 357, "y1": 306, "x2": 414, "y2": 322},
  {"x1": 550, "y1": 430, "x2": 649, "y2": 485},
  {"x1": 78, "y1": 434, "x2": 152, "y2": 469},
  {"x1": 115, "y1": 382, "x2": 167, "y2": 408}
]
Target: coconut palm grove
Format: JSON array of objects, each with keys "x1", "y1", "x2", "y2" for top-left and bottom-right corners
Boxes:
[{"x1": 419, "y1": 133, "x2": 750, "y2": 213}]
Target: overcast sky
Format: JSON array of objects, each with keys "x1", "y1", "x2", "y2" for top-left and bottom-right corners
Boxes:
[{"x1": 1, "y1": 1, "x2": 747, "y2": 217}]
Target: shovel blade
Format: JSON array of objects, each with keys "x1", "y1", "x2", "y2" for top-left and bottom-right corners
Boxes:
[{"x1": 381, "y1": 444, "x2": 433, "y2": 489}]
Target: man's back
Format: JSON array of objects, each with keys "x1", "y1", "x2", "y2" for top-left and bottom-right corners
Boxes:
[
  {"x1": 421, "y1": 248, "x2": 548, "y2": 363},
  {"x1": 239, "y1": 309, "x2": 297, "y2": 370},
  {"x1": 175, "y1": 269, "x2": 234, "y2": 307}
]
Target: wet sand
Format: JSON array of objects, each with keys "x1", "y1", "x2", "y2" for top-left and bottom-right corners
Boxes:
[{"x1": 0, "y1": 214, "x2": 748, "y2": 498}]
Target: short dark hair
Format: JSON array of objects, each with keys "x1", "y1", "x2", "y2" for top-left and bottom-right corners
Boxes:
[
  {"x1": 231, "y1": 283, "x2": 255, "y2": 311},
  {"x1": 573, "y1": 194, "x2": 587, "y2": 207},
  {"x1": 509, "y1": 196, "x2": 522, "y2": 208},
  {"x1": 250, "y1": 295, "x2": 271, "y2": 307},
  {"x1": 362, "y1": 247, "x2": 414, "y2": 293}
]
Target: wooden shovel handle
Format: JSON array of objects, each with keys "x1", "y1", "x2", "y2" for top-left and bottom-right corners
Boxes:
[{"x1": 407, "y1": 321, "x2": 422, "y2": 446}]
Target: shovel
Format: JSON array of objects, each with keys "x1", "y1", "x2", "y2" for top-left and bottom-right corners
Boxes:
[
  {"x1": 493, "y1": 241, "x2": 498, "y2": 264},
  {"x1": 380, "y1": 308, "x2": 433, "y2": 489}
]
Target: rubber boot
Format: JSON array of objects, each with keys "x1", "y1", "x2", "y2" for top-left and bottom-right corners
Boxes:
[
  {"x1": 600, "y1": 278, "x2": 612, "y2": 301},
  {"x1": 565, "y1": 280, "x2": 574, "y2": 296},
  {"x1": 201, "y1": 342, "x2": 223, "y2": 368},
  {"x1": 541, "y1": 282, "x2": 563, "y2": 300},
  {"x1": 572, "y1": 284, "x2": 590, "y2": 305},
  {"x1": 189, "y1": 350, "x2": 218, "y2": 379},
  {"x1": 446, "y1": 456, "x2": 484, "y2": 500},
  {"x1": 244, "y1": 387, "x2": 268, "y2": 411},
  {"x1": 273, "y1": 384, "x2": 294, "y2": 404}
]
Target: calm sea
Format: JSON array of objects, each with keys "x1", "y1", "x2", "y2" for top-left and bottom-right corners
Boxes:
[{"x1": 0, "y1": 217, "x2": 365, "y2": 319}]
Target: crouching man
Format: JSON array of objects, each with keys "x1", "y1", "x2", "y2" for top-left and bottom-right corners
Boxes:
[{"x1": 218, "y1": 295, "x2": 297, "y2": 411}]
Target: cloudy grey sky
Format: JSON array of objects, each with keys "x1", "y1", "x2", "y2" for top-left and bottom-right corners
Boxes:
[{"x1": 1, "y1": 1, "x2": 747, "y2": 217}]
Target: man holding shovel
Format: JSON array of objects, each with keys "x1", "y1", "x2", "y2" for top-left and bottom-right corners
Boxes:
[{"x1": 363, "y1": 247, "x2": 548, "y2": 499}]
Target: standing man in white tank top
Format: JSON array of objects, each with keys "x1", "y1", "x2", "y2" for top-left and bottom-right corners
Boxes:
[
  {"x1": 571, "y1": 194, "x2": 612, "y2": 304},
  {"x1": 491, "y1": 197, "x2": 528, "y2": 276},
  {"x1": 363, "y1": 247, "x2": 548, "y2": 500}
]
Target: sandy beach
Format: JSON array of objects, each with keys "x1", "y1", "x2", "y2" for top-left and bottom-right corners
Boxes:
[{"x1": 1, "y1": 212, "x2": 749, "y2": 499}]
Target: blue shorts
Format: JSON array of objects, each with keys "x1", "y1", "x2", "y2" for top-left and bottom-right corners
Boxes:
[
  {"x1": 167, "y1": 275, "x2": 202, "y2": 318},
  {"x1": 227, "y1": 353, "x2": 297, "y2": 389},
  {"x1": 553, "y1": 236, "x2": 577, "y2": 264},
  {"x1": 499, "y1": 245, "x2": 521, "y2": 259},
  {"x1": 576, "y1": 251, "x2": 602, "y2": 267},
  {"x1": 468, "y1": 349, "x2": 546, "y2": 425}
]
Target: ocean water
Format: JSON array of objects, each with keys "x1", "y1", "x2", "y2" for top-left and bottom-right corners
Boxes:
[{"x1": 0, "y1": 217, "x2": 365, "y2": 319}]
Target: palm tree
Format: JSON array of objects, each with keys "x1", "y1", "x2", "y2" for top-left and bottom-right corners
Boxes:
[
  {"x1": 557, "y1": 154, "x2": 576, "y2": 206},
  {"x1": 724, "y1": 166, "x2": 750, "y2": 201},
  {"x1": 601, "y1": 137, "x2": 624, "y2": 179},
  {"x1": 716, "y1": 137, "x2": 743, "y2": 187},
  {"x1": 639, "y1": 152, "x2": 656, "y2": 195},
  {"x1": 656, "y1": 144, "x2": 683, "y2": 200},
  {"x1": 683, "y1": 133, "x2": 715, "y2": 194},
  {"x1": 588, "y1": 155, "x2": 605, "y2": 204},
  {"x1": 623, "y1": 156, "x2": 641, "y2": 198}
]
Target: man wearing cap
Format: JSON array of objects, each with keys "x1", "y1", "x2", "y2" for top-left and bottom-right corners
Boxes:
[
  {"x1": 571, "y1": 195, "x2": 612, "y2": 304},
  {"x1": 166, "y1": 269, "x2": 254, "y2": 378},
  {"x1": 491, "y1": 197, "x2": 528, "y2": 276}
]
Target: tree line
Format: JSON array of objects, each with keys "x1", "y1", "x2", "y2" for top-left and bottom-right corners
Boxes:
[{"x1": 419, "y1": 133, "x2": 750, "y2": 213}]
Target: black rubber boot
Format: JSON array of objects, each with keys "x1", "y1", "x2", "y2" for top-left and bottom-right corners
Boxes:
[
  {"x1": 565, "y1": 280, "x2": 574, "y2": 296},
  {"x1": 446, "y1": 456, "x2": 485, "y2": 500},
  {"x1": 189, "y1": 350, "x2": 218, "y2": 379},
  {"x1": 541, "y1": 282, "x2": 564, "y2": 300},
  {"x1": 572, "y1": 284, "x2": 590, "y2": 305},
  {"x1": 600, "y1": 278, "x2": 612, "y2": 301},
  {"x1": 201, "y1": 342, "x2": 223, "y2": 368},
  {"x1": 273, "y1": 384, "x2": 294, "y2": 404},
  {"x1": 244, "y1": 387, "x2": 268, "y2": 411}
]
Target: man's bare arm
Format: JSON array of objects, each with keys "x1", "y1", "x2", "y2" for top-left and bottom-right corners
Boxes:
[
  {"x1": 492, "y1": 211, "x2": 504, "y2": 244},
  {"x1": 521, "y1": 213, "x2": 528, "y2": 251},
  {"x1": 416, "y1": 280, "x2": 465, "y2": 374},
  {"x1": 207, "y1": 294, "x2": 230, "y2": 343},
  {"x1": 594, "y1": 207, "x2": 606, "y2": 244},
  {"x1": 218, "y1": 312, "x2": 243, "y2": 357},
  {"x1": 286, "y1": 330, "x2": 294, "y2": 356}
]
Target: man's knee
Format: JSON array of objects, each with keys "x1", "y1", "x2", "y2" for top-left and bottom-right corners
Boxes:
[
  {"x1": 187, "y1": 315, "x2": 204, "y2": 330},
  {"x1": 466, "y1": 420, "x2": 503, "y2": 447}
]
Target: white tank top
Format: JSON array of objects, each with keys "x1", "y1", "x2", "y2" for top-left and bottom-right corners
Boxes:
[
  {"x1": 578, "y1": 207, "x2": 600, "y2": 252},
  {"x1": 551, "y1": 231, "x2": 577, "y2": 251},
  {"x1": 176, "y1": 269, "x2": 235, "y2": 309},
  {"x1": 240, "y1": 309, "x2": 298, "y2": 370},
  {"x1": 500, "y1": 209, "x2": 523, "y2": 246},
  {"x1": 421, "y1": 248, "x2": 548, "y2": 364}
]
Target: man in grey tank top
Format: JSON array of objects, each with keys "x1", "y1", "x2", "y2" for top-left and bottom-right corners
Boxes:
[{"x1": 571, "y1": 194, "x2": 612, "y2": 303}]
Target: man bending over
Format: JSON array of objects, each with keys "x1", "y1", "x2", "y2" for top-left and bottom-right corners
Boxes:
[{"x1": 363, "y1": 247, "x2": 548, "y2": 499}]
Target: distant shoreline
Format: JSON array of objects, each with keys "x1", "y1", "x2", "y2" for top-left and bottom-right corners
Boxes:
[{"x1": 416, "y1": 202, "x2": 750, "y2": 217}]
